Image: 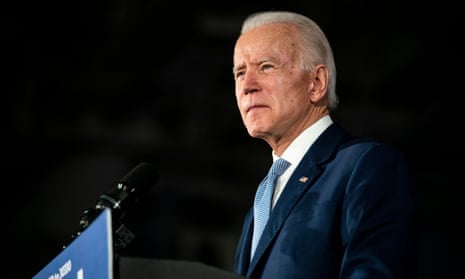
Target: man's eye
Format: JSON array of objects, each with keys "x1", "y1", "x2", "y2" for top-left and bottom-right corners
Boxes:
[
  {"x1": 261, "y1": 64, "x2": 274, "y2": 72},
  {"x1": 235, "y1": 71, "x2": 245, "y2": 79}
]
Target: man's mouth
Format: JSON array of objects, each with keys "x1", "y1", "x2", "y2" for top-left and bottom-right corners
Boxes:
[{"x1": 246, "y1": 104, "x2": 266, "y2": 113}]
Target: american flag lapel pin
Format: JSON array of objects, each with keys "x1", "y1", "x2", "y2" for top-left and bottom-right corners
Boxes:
[{"x1": 299, "y1": 176, "x2": 309, "y2": 183}]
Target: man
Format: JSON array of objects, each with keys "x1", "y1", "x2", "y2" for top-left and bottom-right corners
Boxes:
[{"x1": 232, "y1": 10, "x2": 419, "y2": 279}]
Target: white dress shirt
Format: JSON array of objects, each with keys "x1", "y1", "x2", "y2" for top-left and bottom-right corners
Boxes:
[{"x1": 271, "y1": 115, "x2": 333, "y2": 208}]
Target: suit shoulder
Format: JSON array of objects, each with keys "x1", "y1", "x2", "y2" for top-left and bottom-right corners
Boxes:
[{"x1": 339, "y1": 135, "x2": 405, "y2": 159}]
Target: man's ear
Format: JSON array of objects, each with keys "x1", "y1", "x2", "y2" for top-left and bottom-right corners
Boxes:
[{"x1": 308, "y1": 64, "x2": 329, "y2": 103}]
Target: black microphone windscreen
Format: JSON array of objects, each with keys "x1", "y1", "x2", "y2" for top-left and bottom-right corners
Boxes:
[
  {"x1": 119, "y1": 161, "x2": 159, "y2": 194},
  {"x1": 96, "y1": 161, "x2": 159, "y2": 215}
]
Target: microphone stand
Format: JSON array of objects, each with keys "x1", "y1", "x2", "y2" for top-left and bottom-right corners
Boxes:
[
  {"x1": 64, "y1": 180, "x2": 137, "y2": 252},
  {"x1": 63, "y1": 162, "x2": 158, "y2": 278}
]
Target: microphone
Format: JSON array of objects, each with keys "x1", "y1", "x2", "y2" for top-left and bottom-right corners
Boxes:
[
  {"x1": 68, "y1": 162, "x2": 159, "y2": 251},
  {"x1": 89, "y1": 161, "x2": 158, "y2": 225}
]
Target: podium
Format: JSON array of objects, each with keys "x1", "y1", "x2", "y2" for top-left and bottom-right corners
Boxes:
[
  {"x1": 118, "y1": 256, "x2": 247, "y2": 279},
  {"x1": 33, "y1": 208, "x2": 247, "y2": 279}
]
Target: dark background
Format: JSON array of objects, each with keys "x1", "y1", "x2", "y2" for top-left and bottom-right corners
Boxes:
[{"x1": 3, "y1": 1, "x2": 464, "y2": 278}]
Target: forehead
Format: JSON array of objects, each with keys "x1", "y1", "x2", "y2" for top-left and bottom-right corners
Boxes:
[{"x1": 234, "y1": 23, "x2": 299, "y2": 61}]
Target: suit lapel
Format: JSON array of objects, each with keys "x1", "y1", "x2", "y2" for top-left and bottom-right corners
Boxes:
[
  {"x1": 234, "y1": 210, "x2": 253, "y2": 274},
  {"x1": 247, "y1": 123, "x2": 347, "y2": 275}
]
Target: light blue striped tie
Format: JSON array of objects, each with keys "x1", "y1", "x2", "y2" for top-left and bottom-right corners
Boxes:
[{"x1": 251, "y1": 158, "x2": 290, "y2": 259}]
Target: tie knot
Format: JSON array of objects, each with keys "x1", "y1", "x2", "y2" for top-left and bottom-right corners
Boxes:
[{"x1": 269, "y1": 158, "x2": 290, "y2": 177}]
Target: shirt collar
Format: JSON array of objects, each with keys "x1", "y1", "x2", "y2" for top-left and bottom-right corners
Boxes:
[{"x1": 273, "y1": 115, "x2": 333, "y2": 167}]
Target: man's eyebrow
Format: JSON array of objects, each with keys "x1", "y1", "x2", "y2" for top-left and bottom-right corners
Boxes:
[{"x1": 233, "y1": 64, "x2": 245, "y2": 73}]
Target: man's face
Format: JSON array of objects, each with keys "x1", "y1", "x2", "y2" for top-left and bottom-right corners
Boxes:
[{"x1": 233, "y1": 23, "x2": 315, "y2": 145}]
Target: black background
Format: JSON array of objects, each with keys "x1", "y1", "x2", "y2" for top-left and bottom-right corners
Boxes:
[{"x1": 3, "y1": 1, "x2": 464, "y2": 278}]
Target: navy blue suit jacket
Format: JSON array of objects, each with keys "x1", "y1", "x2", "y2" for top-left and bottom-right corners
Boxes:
[{"x1": 233, "y1": 123, "x2": 419, "y2": 279}]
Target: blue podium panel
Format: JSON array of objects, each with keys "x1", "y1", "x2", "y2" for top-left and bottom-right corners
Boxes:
[{"x1": 33, "y1": 208, "x2": 113, "y2": 279}]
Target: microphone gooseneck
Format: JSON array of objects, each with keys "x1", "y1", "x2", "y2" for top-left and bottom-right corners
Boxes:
[{"x1": 67, "y1": 162, "x2": 159, "y2": 252}]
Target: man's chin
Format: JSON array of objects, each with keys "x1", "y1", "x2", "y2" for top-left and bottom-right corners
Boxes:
[{"x1": 246, "y1": 127, "x2": 268, "y2": 140}]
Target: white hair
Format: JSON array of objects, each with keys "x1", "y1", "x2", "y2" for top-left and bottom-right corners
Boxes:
[{"x1": 241, "y1": 11, "x2": 339, "y2": 110}]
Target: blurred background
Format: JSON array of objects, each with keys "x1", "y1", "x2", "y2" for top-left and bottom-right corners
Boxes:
[{"x1": 3, "y1": 1, "x2": 464, "y2": 278}]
